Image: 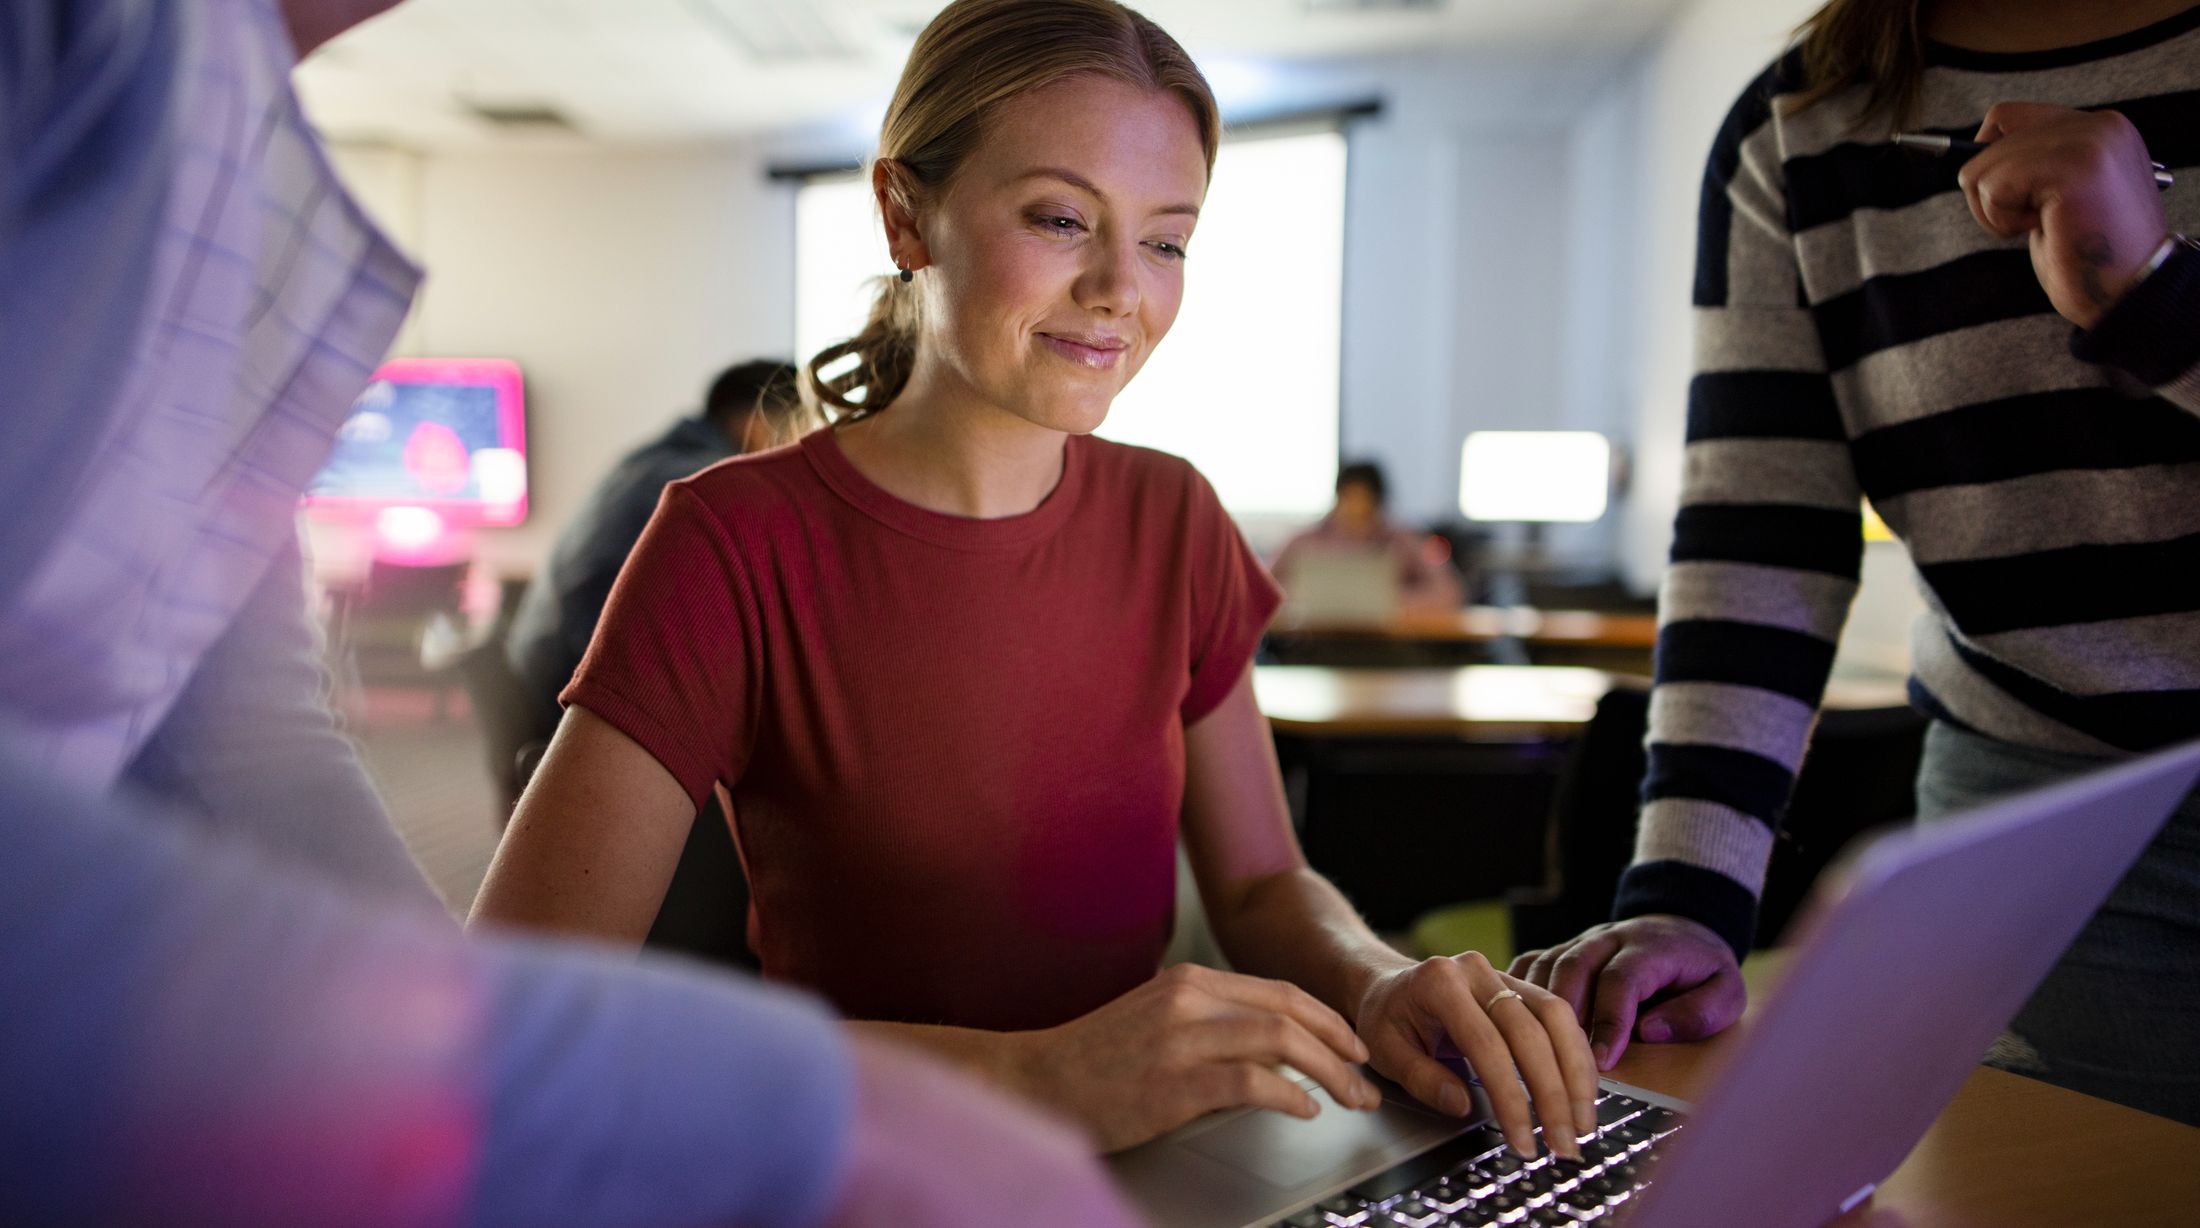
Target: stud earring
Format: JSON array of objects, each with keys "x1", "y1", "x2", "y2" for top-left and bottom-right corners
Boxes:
[{"x1": 897, "y1": 263, "x2": 914, "y2": 284}]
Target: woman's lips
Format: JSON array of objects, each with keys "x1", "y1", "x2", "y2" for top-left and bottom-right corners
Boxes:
[{"x1": 1038, "y1": 333, "x2": 1127, "y2": 370}]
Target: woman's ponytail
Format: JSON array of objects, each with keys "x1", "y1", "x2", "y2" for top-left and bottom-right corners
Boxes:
[{"x1": 803, "y1": 271, "x2": 921, "y2": 421}]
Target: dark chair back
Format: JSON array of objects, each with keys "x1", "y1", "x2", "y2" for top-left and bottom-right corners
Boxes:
[
  {"x1": 1508, "y1": 685, "x2": 1927, "y2": 953},
  {"x1": 1755, "y1": 702, "x2": 1927, "y2": 945},
  {"x1": 458, "y1": 575, "x2": 756, "y2": 970},
  {"x1": 455, "y1": 632, "x2": 555, "y2": 816},
  {"x1": 643, "y1": 794, "x2": 759, "y2": 972},
  {"x1": 361, "y1": 558, "x2": 467, "y2": 617},
  {"x1": 1509, "y1": 685, "x2": 1651, "y2": 953}
]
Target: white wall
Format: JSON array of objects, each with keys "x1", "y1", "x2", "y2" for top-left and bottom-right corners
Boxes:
[
  {"x1": 327, "y1": 144, "x2": 429, "y2": 357},
  {"x1": 1327, "y1": 57, "x2": 1620, "y2": 569},
  {"x1": 1597, "y1": 0, "x2": 1817, "y2": 592},
  {"x1": 770, "y1": 47, "x2": 1661, "y2": 565},
  {"x1": 327, "y1": 53, "x2": 1632, "y2": 579},
  {"x1": 320, "y1": 18, "x2": 1928, "y2": 678},
  {"x1": 324, "y1": 142, "x2": 796, "y2": 577},
  {"x1": 1590, "y1": 0, "x2": 1927, "y2": 674}
]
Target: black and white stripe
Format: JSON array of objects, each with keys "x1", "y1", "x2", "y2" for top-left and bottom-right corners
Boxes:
[{"x1": 1619, "y1": 13, "x2": 2200, "y2": 956}]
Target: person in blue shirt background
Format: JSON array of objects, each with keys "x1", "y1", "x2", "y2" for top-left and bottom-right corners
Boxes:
[{"x1": 508, "y1": 359, "x2": 807, "y2": 736}]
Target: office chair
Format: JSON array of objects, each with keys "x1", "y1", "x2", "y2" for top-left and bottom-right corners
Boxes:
[
  {"x1": 455, "y1": 634, "x2": 553, "y2": 818},
  {"x1": 643, "y1": 794, "x2": 759, "y2": 972},
  {"x1": 1754, "y1": 700, "x2": 1928, "y2": 944},
  {"x1": 327, "y1": 559, "x2": 470, "y2": 717},
  {"x1": 463, "y1": 659, "x2": 756, "y2": 969},
  {"x1": 467, "y1": 647, "x2": 757, "y2": 970},
  {"x1": 1506, "y1": 684, "x2": 1927, "y2": 953}
]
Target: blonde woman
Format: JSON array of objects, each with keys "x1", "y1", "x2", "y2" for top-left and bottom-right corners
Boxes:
[{"x1": 474, "y1": 0, "x2": 1595, "y2": 1155}]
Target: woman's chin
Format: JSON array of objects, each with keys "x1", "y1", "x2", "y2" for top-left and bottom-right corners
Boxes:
[{"x1": 1016, "y1": 391, "x2": 1118, "y2": 437}]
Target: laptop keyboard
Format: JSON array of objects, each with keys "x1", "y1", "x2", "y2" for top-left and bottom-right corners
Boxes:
[{"x1": 1270, "y1": 1089, "x2": 1683, "y2": 1227}]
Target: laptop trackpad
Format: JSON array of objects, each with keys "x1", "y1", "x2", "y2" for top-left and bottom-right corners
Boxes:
[
  {"x1": 1183, "y1": 1089, "x2": 1433, "y2": 1187},
  {"x1": 1109, "y1": 1068, "x2": 1483, "y2": 1228}
]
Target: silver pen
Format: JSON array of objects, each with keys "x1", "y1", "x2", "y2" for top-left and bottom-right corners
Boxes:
[{"x1": 1891, "y1": 131, "x2": 2173, "y2": 190}]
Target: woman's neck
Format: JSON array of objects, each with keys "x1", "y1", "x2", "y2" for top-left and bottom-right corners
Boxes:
[
  {"x1": 1924, "y1": 0, "x2": 2196, "y2": 53},
  {"x1": 833, "y1": 360, "x2": 1068, "y2": 521}
]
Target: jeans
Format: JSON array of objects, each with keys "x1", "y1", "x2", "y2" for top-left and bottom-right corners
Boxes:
[{"x1": 1915, "y1": 721, "x2": 2200, "y2": 1126}]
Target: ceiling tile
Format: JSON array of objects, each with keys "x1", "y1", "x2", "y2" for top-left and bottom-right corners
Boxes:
[{"x1": 301, "y1": 0, "x2": 1687, "y2": 148}]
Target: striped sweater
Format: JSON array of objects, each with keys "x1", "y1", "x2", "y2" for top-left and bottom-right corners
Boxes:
[{"x1": 1614, "y1": 11, "x2": 2200, "y2": 957}]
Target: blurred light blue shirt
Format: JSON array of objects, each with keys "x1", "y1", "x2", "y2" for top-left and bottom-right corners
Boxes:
[
  {"x1": 0, "y1": 4, "x2": 856, "y2": 1223},
  {"x1": 0, "y1": 733, "x2": 854, "y2": 1226}
]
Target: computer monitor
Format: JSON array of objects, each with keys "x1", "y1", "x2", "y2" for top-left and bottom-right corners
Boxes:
[
  {"x1": 305, "y1": 357, "x2": 528, "y2": 527},
  {"x1": 1457, "y1": 431, "x2": 1610, "y2": 524},
  {"x1": 1456, "y1": 431, "x2": 1613, "y2": 607}
]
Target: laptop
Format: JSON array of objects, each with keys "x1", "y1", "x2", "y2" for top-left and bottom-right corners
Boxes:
[
  {"x1": 1110, "y1": 739, "x2": 2200, "y2": 1228},
  {"x1": 1280, "y1": 550, "x2": 1401, "y2": 626}
]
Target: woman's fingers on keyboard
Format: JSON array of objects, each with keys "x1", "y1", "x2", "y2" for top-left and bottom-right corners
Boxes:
[{"x1": 1356, "y1": 952, "x2": 1581, "y2": 1159}]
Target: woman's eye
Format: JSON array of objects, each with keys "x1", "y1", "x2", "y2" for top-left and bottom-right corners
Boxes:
[
  {"x1": 1033, "y1": 214, "x2": 1084, "y2": 234},
  {"x1": 1148, "y1": 241, "x2": 1187, "y2": 261}
]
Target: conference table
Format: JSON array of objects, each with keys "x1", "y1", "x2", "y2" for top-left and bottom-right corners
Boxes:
[
  {"x1": 1254, "y1": 665, "x2": 1912, "y2": 741},
  {"x1": 1602, "y1": 956, "x2": 2200, "y2": 1225},
  {"x1": 1253, "y1": 663, "x2": 1919, "y2": 938},
  {"x1": 1269, "y1": 606, "x2": 1661, "y2": 649},
  {"x1": 1266, "y1": 606, "x2": 1663, "y2": 672}
]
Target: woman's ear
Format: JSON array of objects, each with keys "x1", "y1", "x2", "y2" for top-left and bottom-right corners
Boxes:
[{"x1": 873, "y1": 159, "x2": 931, "y2": 274}]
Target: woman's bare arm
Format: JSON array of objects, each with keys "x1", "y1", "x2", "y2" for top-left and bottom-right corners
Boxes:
[
  {"x1": 1176, "y1": 666, "x2": 1404, "y2": 1014},
  {"x1": 469, "y1": 704, "x2": 698, "y2": 945},
  {"x1": 1181, "y1": 666, "x2": 1598, "y2": 1157}
]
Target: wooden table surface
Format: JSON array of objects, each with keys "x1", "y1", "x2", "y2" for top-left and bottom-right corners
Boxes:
[
  {"x1": 1270, "y1": 606, "x2": 1662, "y2": 648},
  {"x1": 1255, "y1": 664, "x2": 1614, "y2": 739},
  {"x1": 1606, "y1": 957, "x2": 2200, "y2": 1225},
  {"x1": 1254, "y1": 665, "x2": 1912, "y2": 740}
]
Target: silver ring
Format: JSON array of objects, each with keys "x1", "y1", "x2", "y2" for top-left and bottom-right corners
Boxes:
[{"x1": 1484, "y1": 988, "x2": 1526, "y2": 1012}]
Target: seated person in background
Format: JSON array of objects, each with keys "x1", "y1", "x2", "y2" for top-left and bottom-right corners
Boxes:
[
  {"x1": 506, "y1": 359, "x2": 806, "y2": 731},
  {"x1": 1273, "y1": 460, "x2": 1466, "y2": 614},
  {"x1": 472, "y1": 0, "x2": 1595, "y2": 1159}
]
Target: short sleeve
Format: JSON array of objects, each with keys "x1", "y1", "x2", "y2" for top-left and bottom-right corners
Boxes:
[
  {"x1": 1179, "y1": 467, "x2": 1283, "y2": 724},
  {"x1": 560, "y1": 483, "x2": 760, "y2": 809}
]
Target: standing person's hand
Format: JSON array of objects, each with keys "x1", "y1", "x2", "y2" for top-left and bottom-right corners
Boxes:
[
  {"x1": 1354, "y1": 952, "x2": 1599, "y2": 1161},
  {"x1": 1012, "y1": 963, "x2": 1385, "y2": 1153},
  {"x1": 1509, "y1": 914, "x2": 1745, "y2": 1071},
  {"x1": 1956, "y1": 102, "x2": 2170, "y2": 329},
  {"x1": 829, "y1": 1034, "x2": 1148, "y2": 1228}
]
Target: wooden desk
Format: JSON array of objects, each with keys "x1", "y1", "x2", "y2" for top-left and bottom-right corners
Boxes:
[
  {"x1": 1256, "y1": 665, "x2": 1615, "y2": 740},
  {"x1": 1271, "y1": 605, "x2": 1661, "y2": 647},
  {"x1": 1257, "y1": 667, "x2": 1913, "y2": 925},
  {"x1": 1255, "y1": 666, "x2": 1912, "y2": 741},
  {"x1": 1608, "y1": 958, "x2": 2200, "y2": 1225}
]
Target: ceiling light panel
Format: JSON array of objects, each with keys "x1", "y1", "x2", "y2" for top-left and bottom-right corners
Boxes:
[
  {"x1": 1302, "y1": 0, "x2": 1448, "y2": 11},
  {"x1": 684, "y1": 0, "x2": 864, "y2": 63}
]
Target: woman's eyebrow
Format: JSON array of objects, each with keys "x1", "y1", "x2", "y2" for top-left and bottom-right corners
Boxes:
[{"x1": 1013, "y1": 166, "x2": 1200, "y2": 219}]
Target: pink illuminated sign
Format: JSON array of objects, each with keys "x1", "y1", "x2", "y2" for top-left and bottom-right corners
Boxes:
[{"x1": 305, "y1": 357, "x2": 529, "y2": 527}]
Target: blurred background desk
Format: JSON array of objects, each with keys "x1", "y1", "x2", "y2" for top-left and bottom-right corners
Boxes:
[
  {"x1": 1254, "y1": 664, "x2": 1914, "y2": 942},
  {"x1": 1257, "y1": 663, "x2": 1616, "y2": 740},
  {"x1": 1255, "y1": 665, "x2": 1906, "y2": 741},
  {"x1": 1611, "y1": 954, "x2": 2200, "y2": 1225},
  {"x1": 1266, "y1": 606, "x2": 1660, "y2": 672},
  {"x1": 1256, "y1": 665, "x2": 1613, "y2": 931}
]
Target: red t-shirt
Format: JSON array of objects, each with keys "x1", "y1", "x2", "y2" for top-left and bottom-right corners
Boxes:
[{"x1": 563, "y1": 427, "x2": 1281, "y2": 1030}]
